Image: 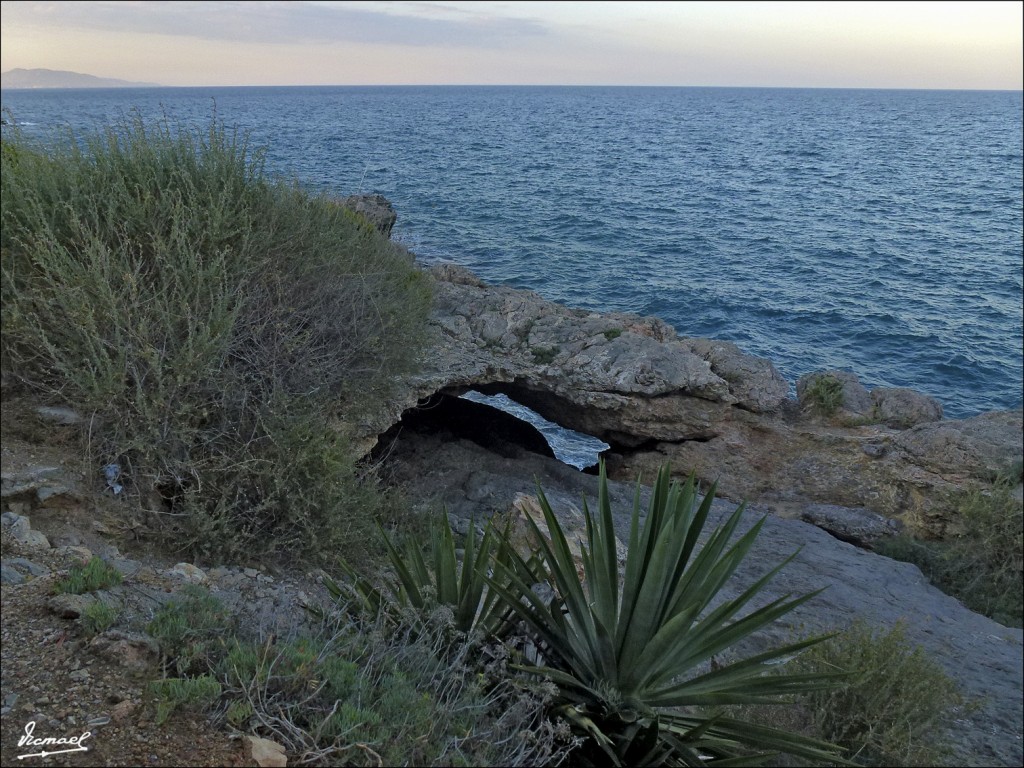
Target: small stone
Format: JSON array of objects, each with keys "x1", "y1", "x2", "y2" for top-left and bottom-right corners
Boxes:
[
  {"x1": 245, "y1": 735, "x2": 288, "y2": 767},
  {"x1": 4, "y1": 557, "x2": 50, "y2": 577},
  {"x1": 243, "y1": 568, "x2": 259, "y2": 578},
  {"x1": 48, "y1": 593, "x2": 97, "y2": 619},
  {"x1": 69, "y1": 669, "x2": 90, "y2": 682},
  {"x1": 862, "y1": 443, "x2": 887, "y2": 458},
  {"x1": 56, "y1": 545, "x2": 93, "y2": 560},
  {"x1": 34, "y1": 406, "x2": 85, "y2": 426},
  {"x1": 109, "y1": 700, "x2": 137, "y2": 721},
  {"x1": 168, "y1": 562, "x2": 207, "y2": 584},
  {"x1": 0, "y1": 565, "x2": 25, "y2": 585},
  {"x1": 91, "y1": 520, "x2": 111, "y2": 534},
  {"x1": 89, "y1": 630, "x2": 159, "y2": 675}
]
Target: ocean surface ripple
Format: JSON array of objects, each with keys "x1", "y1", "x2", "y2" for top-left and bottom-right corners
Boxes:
[{"x1": 3, "y1": 85, "x2": 1021, "y2": 420}]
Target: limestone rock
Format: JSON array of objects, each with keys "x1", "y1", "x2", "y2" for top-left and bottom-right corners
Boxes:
[
  {"x1": 48, "y1": 593, "x2": 97, "y2": 619},
  {"x1": 89, "y1": 630, "x2": 160, "y2": 675},
  {"x1": 798, "y1": 503, "x2": 902, "y2": 547},
  {"x1": 871, "y1": 387, "x2": 944, "y2": 428},
  {"x1": 0, "y1": 557, "x2": 50, "y2": 583},
  {"x1": 2, "y1": 513, "x2": 51, "y2": 550},
  {"x1": 364, "y1": 265, "x2": 791, "y2": 453},
  {"x1": 168, "y1": 563, "x2": 207, "y2": 584},
  {"x1": 682, "y1": 338, "x2": 789, "y2": 412},
  {"x1": 245, "y1": 735, "x2": 288, "y2": 767},
  {"x1": 892, "y1": 410, "x2": 1023, "y2": 477}
]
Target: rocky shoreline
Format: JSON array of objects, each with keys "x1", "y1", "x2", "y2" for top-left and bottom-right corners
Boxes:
[
  {"x1": 359, "y1": 241, "x2": 1021, "y2": 542},
  {"x1": 1, "y1": 194, "x2": 1021, "y2": 766}
]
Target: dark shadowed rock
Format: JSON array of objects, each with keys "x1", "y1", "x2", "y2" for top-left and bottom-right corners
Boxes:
[{"x1": 376, "y1": 392, "x2": 555, "y2": 460}]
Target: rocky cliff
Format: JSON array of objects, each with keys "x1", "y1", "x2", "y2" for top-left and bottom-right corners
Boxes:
[{"x1": 361, "y1": 255, "x2": 1021, "y2": 542}]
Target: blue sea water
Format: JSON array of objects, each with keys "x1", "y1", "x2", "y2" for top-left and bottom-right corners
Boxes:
[{"x1": 3, "y1": 86, "x2": 1022, "y2": 425}]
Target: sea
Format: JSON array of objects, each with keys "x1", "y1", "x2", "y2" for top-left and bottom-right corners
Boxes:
[{"x1": 2, "y1": 86, "x2": 1021, "y2": 465}]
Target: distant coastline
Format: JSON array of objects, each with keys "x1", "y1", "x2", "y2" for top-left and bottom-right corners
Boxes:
[{"x1": 0, "y1": 68, "x2": 161, "y2": 90}]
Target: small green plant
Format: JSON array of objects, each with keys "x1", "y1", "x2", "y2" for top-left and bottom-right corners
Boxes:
[
  {"x1": 603, "y1": 327, "x2": 623, "y2": 341},
  {"x1": 804, "y1": 374, "x2": 845, "y2": 416},
  {"x1": 798, "y1": 621, "x2": 964, "y2": 766},
  {"x1": 149, "y1": 674, "x2": 223, "y2": 725},
  {"x1": 147, "y1": 585, "x2": 234, "y2": 675},
  {"x1": 81, "y1": 599, "x2": 119, "y2": 636},
  {"x1": 54, "y1": 557, "x2": 122, "y2": 594},
  {"x1": 225, "y1": 699, "x2": 254, "y2": 728},
  {"x1": 327, "y1": 513, "x2": 538, "y2": 639},
  {"x1": 530, "y1": 345, "x2": 560, "y2": 365}
]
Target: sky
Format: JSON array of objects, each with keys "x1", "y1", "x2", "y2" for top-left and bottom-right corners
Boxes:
[{"x1": 1, "y1": 0, "x2": 1021, "y2": 90}]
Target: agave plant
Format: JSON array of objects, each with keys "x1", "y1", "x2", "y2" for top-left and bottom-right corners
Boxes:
[
  {"x1": 327, "y1": 513, "x2": 542, "y2": 639},
  {"x1": 485, "y1": 461, "x2": 849, "y2": 766}
]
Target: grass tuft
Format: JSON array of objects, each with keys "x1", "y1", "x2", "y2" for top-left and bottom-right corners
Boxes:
[{"x1": 54, "y1": 556, "x2": 123, "y2": 594}]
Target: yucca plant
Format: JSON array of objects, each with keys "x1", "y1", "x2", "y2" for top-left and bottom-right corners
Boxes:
[
  {"x1": 327, "y1": 514, "x2": 543, "y2": 638},
  {"x1": 485, "y1": 462, "x2": 850, "y2": 766}
]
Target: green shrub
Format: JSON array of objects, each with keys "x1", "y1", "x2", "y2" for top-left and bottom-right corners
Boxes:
[
  {"x1": 1, "y1": 113, "x2": 432, "y2": 562},
  {"x1": 724, "y1": 621, "x2": 965, "y2": 767},
  {"x1": 603, "y1": 328, "x2": 623, "y2": 341},
  {"x1": 875, "y1": 467, "x2": 1022, "y2": 627},
  {"x1": 81, "y1": 599, "x2": 120, "y2": 636},
  {"x1": 54, "y1": 556, "x2": 122, "y2": 594},
  {"x1": 149, "y1": 674, "x2": 223, "y2": 725},
  {"x1": 326, "y1": 512, "x2": 535, "y2": 640},
  {"x1": 799, "y1": 621, "x2": 963, "y2": 766},
  {"x1": 147, "y1": 585, "x2": 234, "y2": 676},
  {"x1": 804, "y1": 374, "x2": 845, "y2": 416}
]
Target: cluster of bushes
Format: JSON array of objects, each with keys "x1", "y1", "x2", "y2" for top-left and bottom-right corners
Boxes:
[
  {"x1": 1, "y1": 114, "x2": 432, "y2": 563},
  {"x1": 144, "y1": 584, "x2": 573, "y2": 766}
]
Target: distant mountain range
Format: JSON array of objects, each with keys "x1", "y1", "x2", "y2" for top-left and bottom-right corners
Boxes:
[{"x1": 1, "y1": 68, "x2": 161, "y2": 89}]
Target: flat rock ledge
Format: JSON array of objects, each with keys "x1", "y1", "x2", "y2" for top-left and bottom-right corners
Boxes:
[{"x1": 363, "y1": 262, "x2": 1022, "y2": 540}]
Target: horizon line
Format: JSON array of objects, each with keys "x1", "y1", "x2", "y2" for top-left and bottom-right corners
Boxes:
[{"x1": 3, "y1": 83, "x2": 1022, "y2": 93}]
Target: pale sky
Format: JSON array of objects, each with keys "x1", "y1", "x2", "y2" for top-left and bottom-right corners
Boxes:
[{"x1": 1, "y1": 0, "x2": 1021, "y2": 90}]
